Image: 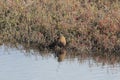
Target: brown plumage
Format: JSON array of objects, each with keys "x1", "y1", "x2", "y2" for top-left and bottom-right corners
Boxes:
[
  {"x1": 57, "y1": 34, "x2": 66, "y2": 47},
  {"x1": 48, "y1": 34, "x2": 66, "y2": 49},
  {"x1": 55, "y1": 49, "x2": 66, "y2": 62}
]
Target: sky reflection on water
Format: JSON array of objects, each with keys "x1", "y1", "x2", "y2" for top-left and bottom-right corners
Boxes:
[{"x1": 0, "y1": 44, "x2": 120, "y2": 80}]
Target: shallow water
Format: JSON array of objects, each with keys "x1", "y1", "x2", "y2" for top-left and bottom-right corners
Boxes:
[{"x1": 0, "y1": 44, "x2": 120, "y2": 80}]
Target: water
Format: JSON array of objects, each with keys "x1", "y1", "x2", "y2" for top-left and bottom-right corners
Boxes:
[{"x1": 0, "y1": 44, "x2": 120, "y2": 80}]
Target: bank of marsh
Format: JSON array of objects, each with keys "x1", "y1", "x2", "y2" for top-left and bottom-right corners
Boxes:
[{"x1": 0, "y1": 0, "x2": 120, "y2": 53}]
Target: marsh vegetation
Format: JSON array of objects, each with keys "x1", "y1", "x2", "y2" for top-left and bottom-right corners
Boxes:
[{"x1": 0, "y1": 0, "x2": 120, "y2": 54}]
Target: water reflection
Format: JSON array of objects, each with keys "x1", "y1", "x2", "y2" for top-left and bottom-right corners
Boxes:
[
  {"x1": 0, "y1": 44, "x2": 120, "y2": 80},
  {"x1": 2, "y1": 43, "x2": 120, "y2": 65},
  {"x1": 55, "y1": 48, "x2": 67, "y2": 62},
  {"x1": 92, "y1": 53, "x2": 120, "y2": 67}
]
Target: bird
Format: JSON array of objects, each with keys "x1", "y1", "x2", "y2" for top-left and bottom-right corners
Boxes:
[
  {"x1": 48, "y1": 34, "x2": 66, "y2": 49},
  {"x1": 57, "y1": 34, "x2": 66, "y2": 47}
]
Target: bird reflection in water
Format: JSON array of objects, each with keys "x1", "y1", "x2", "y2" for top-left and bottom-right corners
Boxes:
[{"x1": 55, "y1": 48, "x2": 67, "y2": 62}]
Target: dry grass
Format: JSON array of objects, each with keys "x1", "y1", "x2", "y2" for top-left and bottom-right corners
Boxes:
[{"x1": 0, "y1": 0, "x2": 120, "y2": 53}]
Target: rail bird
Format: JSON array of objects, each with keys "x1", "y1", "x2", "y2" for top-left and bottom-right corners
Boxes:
[
  {"x1": 57, "y1": 34, "x2": 66, "y2": 47},
  {"x1": 49, "y1": 34, "x2": 66, "y2": 49}
]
